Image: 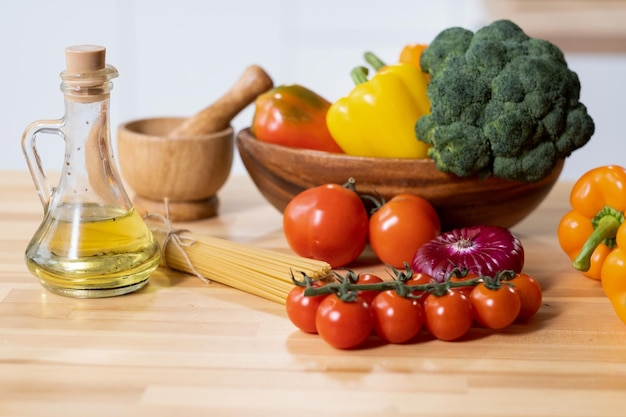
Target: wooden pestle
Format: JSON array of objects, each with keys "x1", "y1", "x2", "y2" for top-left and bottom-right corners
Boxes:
[{"x1": 168, "y1": 65, "x2": 274, "y2": 138}]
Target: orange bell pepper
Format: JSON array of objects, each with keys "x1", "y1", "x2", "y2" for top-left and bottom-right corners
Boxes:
[
  {"x1": 558, "y1": 165, "x2": 626, "y2": 280},
  {"x1": 601, "y1": 223, "x2": 626, "y2": 323},
  {"x1": 399, "y1": 43, "x2": 429, "y2": 72},
  {"x1": 558, "y1": 165, "x2": 626, "y2": 323}
]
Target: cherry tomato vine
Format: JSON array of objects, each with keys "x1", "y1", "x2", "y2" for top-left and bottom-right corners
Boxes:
[{"x1": 286, "y1": 265, "x2": 542, "y2": 349}]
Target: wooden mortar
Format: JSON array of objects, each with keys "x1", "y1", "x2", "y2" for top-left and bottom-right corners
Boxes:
[{"x1": 117, "y1": 65, "x2": 273, "y2": 220}]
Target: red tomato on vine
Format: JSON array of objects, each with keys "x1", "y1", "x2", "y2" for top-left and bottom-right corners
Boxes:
[
  {"x1": 285, "y1": 283, "x2": 328, "y2": 334},
  {"x1": 354, "y1": 272, "x2": 384, "y2": 304},
  {"x1": 283, "y1": 182, "x2": 369, "y2": 267},
  {"x1": 371, "y1": 290, "x2": 424, "y2": 344},
  {"x1": 369, "y1": 194, "x2": 440, "y2": 268},
  {"x1": 469, "y1": 281, "x2": 521, "y2": 329},
  {"x1": 405, "y1": 272, "x2": 433, "y2": 304},
  {"x1": 423, "y1": 289, "x2": 473, "y2": 341},
  {"x1": 315, "y1": 294, "x2": 373, "y2": 349},
  {"x1": 450, "y1": 271, "x2": 480, "y2": 298},
  {"x1": 508, "y1": 272, "x2": 542, "y2": 321}
]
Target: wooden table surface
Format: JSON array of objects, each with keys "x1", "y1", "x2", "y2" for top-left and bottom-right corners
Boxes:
[{"x1": 1, "y1": 170, "x2": 625, "y2": 417}]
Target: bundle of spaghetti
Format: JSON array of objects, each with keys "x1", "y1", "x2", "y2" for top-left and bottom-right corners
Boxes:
[{"x1": 150, "y1": 227, "x2": 332, "y2": 304}]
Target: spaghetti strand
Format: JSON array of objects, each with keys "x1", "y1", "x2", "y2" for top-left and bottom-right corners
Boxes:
[{"x1": 144, "y1": 209, "x2": 331, "y2": 304}]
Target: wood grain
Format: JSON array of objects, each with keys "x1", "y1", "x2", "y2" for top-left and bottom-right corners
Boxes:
[
  {"x1": 117, "y1": 119, "x2": 234, "y2": 220},
  {"x1": 2, "y1": 170, "x2": 626, "y2": 417},
  {"x1": 237, "y1": 128, "x2": 563, "y2": 230},
  {"x1": 484, "y1": 0, "x2": 626, "y2": 53}
]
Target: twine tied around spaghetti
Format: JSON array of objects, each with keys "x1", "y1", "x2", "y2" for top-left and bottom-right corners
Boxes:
[{"x1": 143, "y1": 198, "x2": 210, "y2": 284}]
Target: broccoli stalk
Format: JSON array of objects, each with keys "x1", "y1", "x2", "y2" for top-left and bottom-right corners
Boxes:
[{"x1": 416, "y1": 19, "x2": 595, "y2": 182}]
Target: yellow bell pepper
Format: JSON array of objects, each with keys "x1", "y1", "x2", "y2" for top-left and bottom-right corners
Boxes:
[{"x1": 326, "y1": 52, "x2": 431, "y2": 159}]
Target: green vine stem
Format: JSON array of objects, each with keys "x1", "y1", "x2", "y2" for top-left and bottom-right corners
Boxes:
[{"x1": 301, "y1": 272, "x2": 482, "y2": 301}]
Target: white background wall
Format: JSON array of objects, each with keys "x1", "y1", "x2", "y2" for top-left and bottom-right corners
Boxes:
[{"x1": 1, "y1": 0, "x2": 624, "y2": 182}]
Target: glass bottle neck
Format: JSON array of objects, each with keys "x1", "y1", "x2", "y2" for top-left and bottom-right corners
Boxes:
[
  {"x1": 60, "y1": 63, "x2": 118, "y2": 102},
  {"x1": 62, "y1": 96, "x2": 112, "y2": 180},
  {"x1": 50, "y1": 86, "x2": 132, "y2": 215}
]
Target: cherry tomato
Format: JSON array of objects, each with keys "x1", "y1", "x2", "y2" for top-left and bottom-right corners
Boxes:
[
  {"x1": 369, "y1": 194, "x2": 441, "y2": 268},
  {"x1": 285, "y1": 284, "x2": 328, "y2": 334},
  {"x1": 508, "y1": 273, "x2": 543, "y2": 321},
  {"x1": 450, "y1": 271, "x2": 480, "y2": 298},
  {"x1": 469, "y1": 282, "x2": 521, "y2": 329},
  {"x1": 423, "y1": 289, "x2": 473, "y2": 341},
  {"x1": 283, "y1": 183, "x2": 369, "y2": 267},
  {"x1": 371, "y1": 290, "x2": 424, "y2": 344},
  {"x1": 315, "y1": 294, "x2": 373, "y2": 349},
  {"x1": 405, "y1": 272, "x2": 433, "y2": 304},
  {"x1": 355, "y1": 273, "x2": 384, "y2": 304}
]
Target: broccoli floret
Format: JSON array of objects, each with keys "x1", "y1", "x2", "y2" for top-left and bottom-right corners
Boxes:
[
  {"x1": 416, "y1": 121, "x2": 491, "y2": 177},
  {"x1": 416, "y1": 19, "x2": 595, "y2": 182}
]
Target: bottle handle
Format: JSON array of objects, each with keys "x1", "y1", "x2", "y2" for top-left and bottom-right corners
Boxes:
[{"x1": 21, "y1": 119, "x2": 64, "y2": 209}]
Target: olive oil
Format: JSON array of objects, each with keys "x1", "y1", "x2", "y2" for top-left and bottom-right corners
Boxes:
[
  {"x1": 22, "y1": 46, "x2": 161, "y2": 297},
  {"x1": 26, "y1": 205, "x2": 160, "y2": 298}
]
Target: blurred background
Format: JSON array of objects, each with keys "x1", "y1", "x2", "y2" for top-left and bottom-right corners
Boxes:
[{"x1": 1, "y1": 0, "x2": 624, "y2": 181}]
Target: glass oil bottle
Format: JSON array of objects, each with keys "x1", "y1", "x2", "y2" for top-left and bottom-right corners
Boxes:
[{"x1": 21, "y1": 45, "x2": 161, "y2": 298}]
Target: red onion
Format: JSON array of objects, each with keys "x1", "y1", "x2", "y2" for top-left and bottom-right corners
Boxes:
[{"x1": 411, "y1": 225, "x2": 524, "y2": 282}]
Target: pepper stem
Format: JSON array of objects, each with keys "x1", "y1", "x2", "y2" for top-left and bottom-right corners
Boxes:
[
  {"x1": 573, "y1": 206, "x2": 624, "y2": 272},
  {"x1": 364, "y1": 52, "x2": 386, "y2": 71},
  {"x1": 350, "y1": 66, "x2": 369, "y2": 85}
]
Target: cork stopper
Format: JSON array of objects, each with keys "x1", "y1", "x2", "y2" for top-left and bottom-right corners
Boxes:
[
  {"x1": 60, "y1": 45, "x2": 118, "y2": 101},
  {"x1": 65, "y1": 45, "x2": 106, "y2": 73}
]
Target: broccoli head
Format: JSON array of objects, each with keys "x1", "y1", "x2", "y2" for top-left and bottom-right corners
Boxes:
[{"x1": 416, "y1": 19, "x2": 595, "y2": 182}]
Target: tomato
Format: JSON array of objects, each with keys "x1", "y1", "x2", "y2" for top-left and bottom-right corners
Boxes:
[
  {"x1": 283, "y1": 183, "x2": 369, "y2": 267},
  {"x1": 405, "y1": 272, "x2": 433, "y2": 304},
  {"x1": 450, "y1": 271, "x2": 480, "y2": 298},
  {"x1": 394, "y1": 193, "x2": 441, "y2": 231},
  {"x1": 285, "y1": 284, "x2": 328, "y2": 334},
  {"x1": 371, "y1": 290, "x2": 424, "y2": 343},
  {"x1": 469, "y1": 282, "x2": 521, "y2": 329},
  {"x1": 315, "y1": 294, "x2": 373, "y2": 349},
  {"x1": 508, "y1": 273, "x2": 543, "y2": 321},
  {"x1": 369, "y1": 194, "x2": 441, "y2": 268},
  {"x1": 355, "y1": 272, "x2": 384, "y2": 304},
  {"x1": 423, "y1": 289, "x2": 473, "y2": 341}
]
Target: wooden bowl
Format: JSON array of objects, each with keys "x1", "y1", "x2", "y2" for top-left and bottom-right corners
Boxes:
[
  {"x1": 117, "y1": 117, "x2": 233, "y2": 221},
  {"x1": 237, "y1": 128, "x2": 563, "y2": 230}
]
